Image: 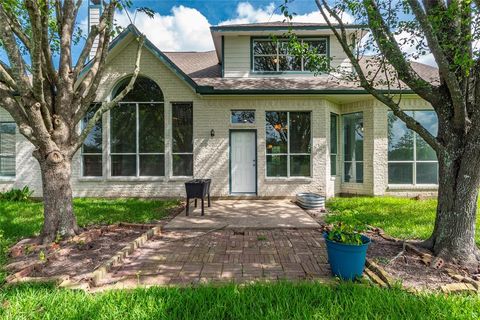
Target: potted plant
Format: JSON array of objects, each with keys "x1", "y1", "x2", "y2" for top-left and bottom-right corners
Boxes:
[{"x1": 324, "y1": 223, "x2": 371, "y2": 280}]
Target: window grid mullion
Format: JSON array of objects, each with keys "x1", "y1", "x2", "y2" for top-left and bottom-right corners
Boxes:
[
  {"x1": 287, "y1": 112, "x2": 290, "y2": 178},
  {"x1": 413, "y1": 111, "x2": 417, "y2": 185},
  {"x1": 136, "y1": 102, "x2": 140, "y2": 178}
]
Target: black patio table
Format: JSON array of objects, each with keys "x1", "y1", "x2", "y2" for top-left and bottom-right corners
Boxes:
[{"x1": 184, "y1": 179, "x2": 211, "y2": 216}]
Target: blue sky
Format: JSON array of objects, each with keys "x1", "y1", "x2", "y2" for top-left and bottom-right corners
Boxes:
[{"x1": 76, "y1": 0, "x2": 340, "y2": 53}]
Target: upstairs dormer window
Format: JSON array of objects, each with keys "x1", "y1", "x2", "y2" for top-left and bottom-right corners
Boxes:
[{"x1": 252, "y1": 38, "x2": 328, "y2": 73}]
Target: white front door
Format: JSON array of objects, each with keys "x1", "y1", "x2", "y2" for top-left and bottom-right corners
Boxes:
[{"x1": 230, "y1": 131, "x2": 256, "y2": 194}]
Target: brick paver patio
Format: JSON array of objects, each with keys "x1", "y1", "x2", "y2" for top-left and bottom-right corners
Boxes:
[{"x1": 98, "y1": 228, "x2": 331, "y2": 288}]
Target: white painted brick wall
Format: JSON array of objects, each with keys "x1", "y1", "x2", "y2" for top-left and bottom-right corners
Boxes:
[{"x1": 0, "y1": 36, "x2": 437, "y2": 199}]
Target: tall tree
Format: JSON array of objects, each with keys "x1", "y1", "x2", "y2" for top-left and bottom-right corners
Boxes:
[
  {"x1": 0, "y1": 0, "x2": 146, "y2": 242},
  {"x1": 285, "y1": 0, "x2": 480, "y2": 265}
]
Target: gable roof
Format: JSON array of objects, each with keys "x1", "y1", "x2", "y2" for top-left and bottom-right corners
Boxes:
[
  {"x1": 86, "y1": 23, "x2": 438, "y2": 96},
  {"x1": 210, "y1": 21, "x2": 366, "y2": 32}
]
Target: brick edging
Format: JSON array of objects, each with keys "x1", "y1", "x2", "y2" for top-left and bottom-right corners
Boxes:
[{"x1": 91, "y1": 225, "x2": 162, "y2": 287}]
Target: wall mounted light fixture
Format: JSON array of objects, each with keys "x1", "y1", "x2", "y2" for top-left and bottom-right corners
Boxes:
[{"x1": 210, "y1": 129, "x2": 215, "y2": 137}]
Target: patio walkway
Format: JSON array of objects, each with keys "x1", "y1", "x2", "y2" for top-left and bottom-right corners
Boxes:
[
  {"x1": 164, "y1": 200, "x2": 319, "y2": 230},
  {"x1": 97, "y1": 228, "x2": 331, "y2": 289}
]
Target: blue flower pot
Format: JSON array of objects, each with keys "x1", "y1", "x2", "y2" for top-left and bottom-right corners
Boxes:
[{"x1": 324, "y1": 233, "x2": 371, "y2": 280}]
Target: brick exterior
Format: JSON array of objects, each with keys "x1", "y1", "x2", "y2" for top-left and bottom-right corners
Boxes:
[{"x1": 0, "y1": 37, "x2": 437, "y2": 198}]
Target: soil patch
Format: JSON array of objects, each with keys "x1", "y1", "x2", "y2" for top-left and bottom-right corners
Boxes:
[
  {"x1": 6, "y1": 204, "x2": 185, "y2": 284},
  {"x1": 366, "y1": 232, "x2": 463, "y2": 291}
]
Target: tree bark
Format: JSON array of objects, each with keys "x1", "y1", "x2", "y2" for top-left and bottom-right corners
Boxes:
[
  {"x1": 37, "y1": 152, "x2": 78, "y2": 243},
  {"x1": 423, "y1": 145, "x2": 480, "y2": 266}
]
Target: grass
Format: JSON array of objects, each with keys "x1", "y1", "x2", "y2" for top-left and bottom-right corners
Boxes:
[
  {"x1": 1, "y1": 282, "x2": 479, "y2": 320},
  {"x1": 326, "y1": 196, "x2": 480, "y2": 245},
  {"x1": 0, "y1": 198, "x2": 180, "y2": 281},
  {"x1": 1, "y1": 196, "x2": 480, "y2": 319}
]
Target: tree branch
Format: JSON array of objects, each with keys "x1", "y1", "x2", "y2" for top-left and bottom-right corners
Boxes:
[
  {"x1": 73, "y1": 3, "x2": 113, "y2": 81},
  {"x1": 358, "y1": 0, "x2": 441, "y2": 106},
  {"x1": 407, "y1": 0, "x2": 468, "y2": 130},
  {"x1": 0, "y1": 5, "x2": 31, "y2": 95},
  {"x1": 25, "y1": 0, "x2": 53, "y2": 132},
  {"x1": 71, "y1": 36, "x2": 145, "y2": 154},
  {"x1": 316, "y1": 0, "x2": 442, "y2": 152}
]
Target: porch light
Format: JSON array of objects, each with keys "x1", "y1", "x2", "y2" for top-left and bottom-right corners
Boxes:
[{"x1": 210, "y1": 129, "x2": 215, "y2": 137}]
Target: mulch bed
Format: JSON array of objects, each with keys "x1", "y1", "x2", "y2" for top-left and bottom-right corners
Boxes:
[
  {"x1": 5, "y1": 204, "x2": 185, "y2": 285},
  {"x1": 366, "y1": 232, "x2": 458, "y2": 291}
]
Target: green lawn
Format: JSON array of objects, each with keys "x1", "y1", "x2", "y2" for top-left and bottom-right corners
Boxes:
[
  {"x1": 1, "y1": 282, "x2": 479, "y2": 320},
  {"x1": 1, "y1": 197, "x2": 480, "y2": 319},
  {"x1": 0, "y1": 198, "x2": 180, "y2": 281},
  {"x1": 326, "y1": 196, "x2": 480, "y2": 245}
]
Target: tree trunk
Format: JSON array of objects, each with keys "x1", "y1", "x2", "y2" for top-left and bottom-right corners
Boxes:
[
  {"x1": 424, "y1": 146, "x2": 480, "y2": 266},
  {"x1": 38, "y1": 153, "x2": 79, "y2": 243}
]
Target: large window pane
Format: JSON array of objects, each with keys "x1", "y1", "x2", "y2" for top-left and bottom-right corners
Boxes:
[
  {"x1": 253, "y1": 38, "x2": 328, "y2": 73},
  {"x1": 113, "y1": 76, "x2": 164, "y2": 102},
  {"x1": 388, "y1": 112, "x2": 414, "y2": 161},
  {"x1": 140, "y1": 155, "x2": 164, "y2": 176},
  {"x1": 83, "y1": 155, "x2": 102, "y2": 177},
  {"x1": 82, "y1": 107, "x2": 102, "y2": 154},
  {"x1": 253, "y1": 40, "x2": 276, "y2": 55},
  {"x1": 139, "y1": 103, "x2": 164, "y2": 153},
  {"x1": 388, "y1": 163, "x2": 413, "y2": 184},
  {"x1": 330, "y1": 155, "x2": 337, "y2": 176},
  {"x1": 231, "y1": 110, "x2": 255, "y2": 124},
  {"x1": 289, "y1": 112, "x2": 311, "y2": 153},
  {"x1": 343, "y1": 113, "x2": 363, "y2": 183},
  {"x1": 266, "y1": 155, "x2": 287, "y2": 177},
  {"x1": 415, "y1": 111, "x2": 437, "y2": 161},
  {"x1": 110, "y1": 76, "x2": 165, "y2": 177},
  {"x1": 290, "y1": 155, "x2": 310, "y2": 176},
  {"x1": 416, "y1": 163, "x2": 438, "y2": 184},
  {"x1": 111, "y1": 155, "x2": 136, "y2": 176},
  {"x1": 304, "y1": 40, "x2": 327, "y2": 54},
  {"x1": 173, "y1": 154, "x2": 193, "y2": 176},
  {"x1": 330, "y1": 114, "x2": 338, "y2": 176},
  {"x1": 387, "y1": 110, "x2": 438, "y2": 185},
  {"x1": 110, "y1": 103, "x2": 136, "y2": 153},
  {"x1": 266, "y1": 112, "x2": 288, "y2": 154},
  {"x1": 278, "y1": 56, "x2": 302, "y2": 71},
  {"x1": 172, "y1": 103, "x2": 193, "y2": 176},
  {"x1": 0, "y1": 122, "x2": 15, "y2": 177},
  {"x1": 172, "y1": 103, "x2": 193, "y2": 153},
  {"x1": 254, "y1": 56, "x2": 276, "y2": 72}
]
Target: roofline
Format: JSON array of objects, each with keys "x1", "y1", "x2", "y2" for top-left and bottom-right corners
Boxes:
[
  {"x1": 210, "y1": 24, "x2": 368, "y2": 33},
  {"x1": 195, "y1": 86, "x2": 415, "y2": 95},
  {"x1": 80, "y1": 24, "x2": 199, "y2": 91},
  {"x1": 80, "y1": 25, "x2": 417, "y2": 98}
]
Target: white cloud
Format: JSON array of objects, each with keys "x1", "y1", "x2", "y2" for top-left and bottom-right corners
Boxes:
[
  {"x1": 111, "y1": 2, "x2": 353, "y2": 52},
  {"x1": 219, "y1": 2, "x2": 353, "y2": 25},
  {"x1": 115, "y1": 5, "x2": 212, "y2": 52}
]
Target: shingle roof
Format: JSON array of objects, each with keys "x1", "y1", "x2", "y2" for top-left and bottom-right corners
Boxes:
[
  {"x1": 216, "y1": 21, "x2": 331, "y2": 28},
  {"x1": 163, "y1": 51, "x2": 221, "y2": 78},
  {"x1": 164, "y1": 51, "x2": 439, "y2": 92}
]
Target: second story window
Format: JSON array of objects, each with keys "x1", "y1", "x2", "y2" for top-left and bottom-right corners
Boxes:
[{"x1": 252, "y1": 38, "x2": 328, "y2": 73}]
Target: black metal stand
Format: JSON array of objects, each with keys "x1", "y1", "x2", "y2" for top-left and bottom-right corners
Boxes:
[{"x1": 185, "y1": 179, "x2": 211, "y2": 216}]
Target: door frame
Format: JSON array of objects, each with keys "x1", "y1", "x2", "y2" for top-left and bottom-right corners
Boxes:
[{"x1": 229, "y1": 129, "x2": 258, "y2": 195}]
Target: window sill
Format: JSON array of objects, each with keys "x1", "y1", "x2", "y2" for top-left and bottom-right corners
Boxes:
[
  {"x1": 265, "y1": 177, "x2": 313, "y2": 183},
  {"x1": 341, "y1": 181, "x2": 364, "y2": 185},
  {"x1": 0, "y1": 177, "x2": 15, "y2": 183},
  {"x1": 106, "y1": 177, "x2": 166, "y2": 182},
  {"x1": 77, "y1": 177, "x2": 104, "y2": 182},
  {"x1": 388, "y1": 184, "x2": 438, "y2": 191},
  {"x1": 169, "y1": 177, "x2": 194, "y2": 182}
]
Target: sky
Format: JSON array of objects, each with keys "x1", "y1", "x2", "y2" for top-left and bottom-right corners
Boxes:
[
  {"x1": 0, "y1": 0, "x2": 442, "y2": 67},
  {"x1": 77, "y1": 0, "x2": 347, "y2": 53}
]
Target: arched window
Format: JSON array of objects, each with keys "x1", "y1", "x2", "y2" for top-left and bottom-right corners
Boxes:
[{"x1": 110, "y1": 76, "x2": 165, "y2": 177}]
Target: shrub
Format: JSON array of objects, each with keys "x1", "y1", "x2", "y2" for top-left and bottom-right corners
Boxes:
[{"x1": 0, "y1": 186, "x2": 33, "y2": 202}]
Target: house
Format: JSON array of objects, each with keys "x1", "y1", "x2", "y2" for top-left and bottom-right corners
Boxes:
[{"x1": 0, "y1": 3, "x2": 440, "y2": 199}]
